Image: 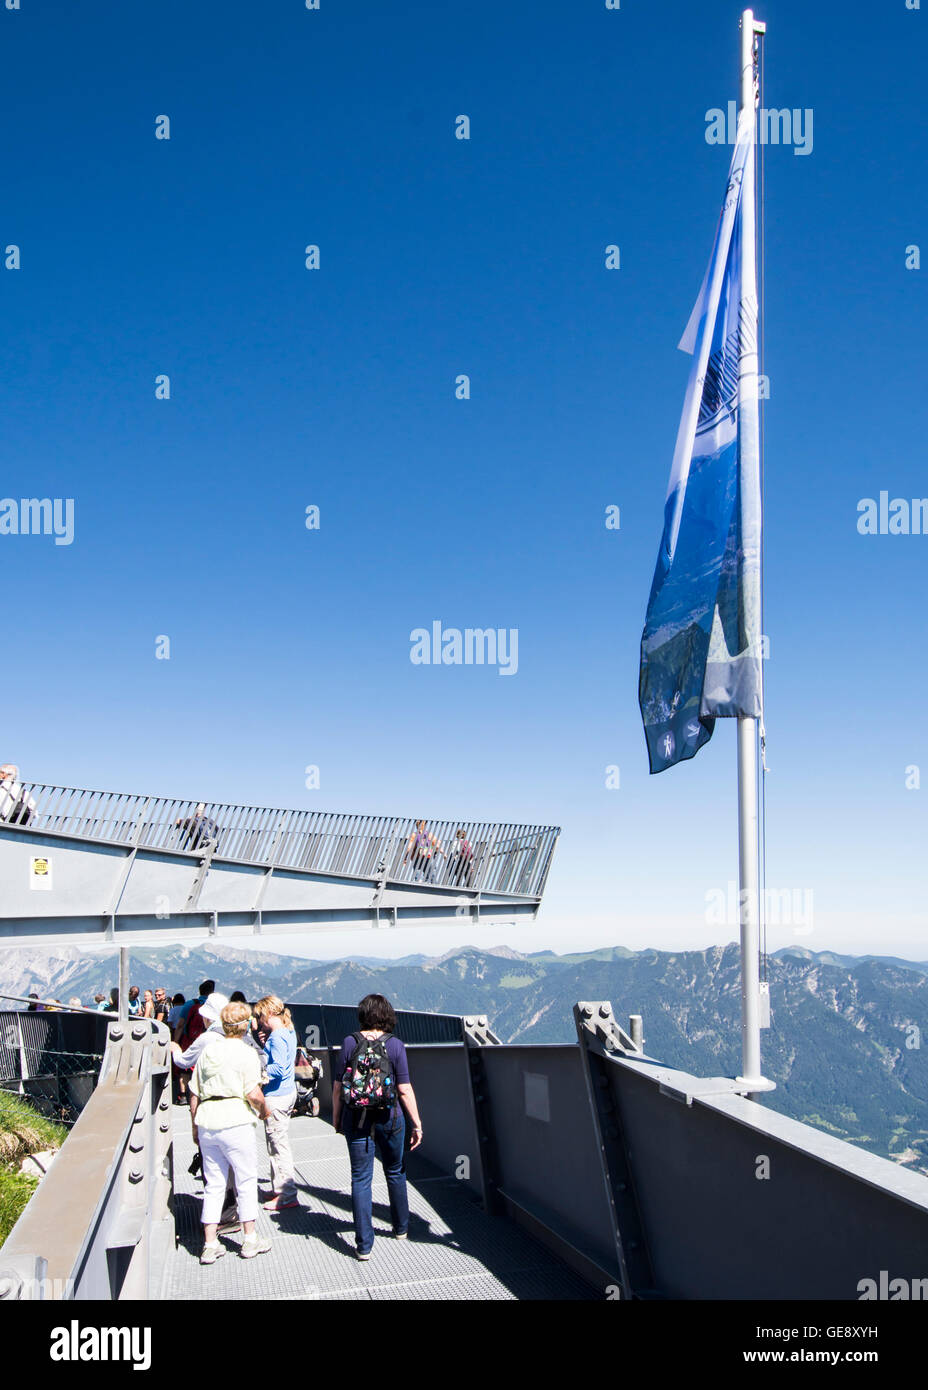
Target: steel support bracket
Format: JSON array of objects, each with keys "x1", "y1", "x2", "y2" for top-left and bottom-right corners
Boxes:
[
  {"x1": 574, "y1": 1001, "x2": 658, "y2": 1300},
  {"x1": 461, "y1": 1013, "x2": 503, "y2": 1214}
]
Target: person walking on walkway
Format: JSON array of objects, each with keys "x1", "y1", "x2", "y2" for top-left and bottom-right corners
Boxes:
[
  {"x1": 403, "y1": 820, "x2": 444, "y2": 883},
  {"x1": 254, "y1": 994, "x2": 299, "y2": 1212},
  {"x1": 190, "y1": 1000, "x2": 272, "y2": 1264},
  {"x1": 332, "y1": 993, "x2": 423, "y2": 1260}
]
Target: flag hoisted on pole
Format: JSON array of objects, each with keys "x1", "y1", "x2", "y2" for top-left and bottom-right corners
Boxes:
[
  {"x1": 638, "y1": 70, "x2": 762, "y2": 776},
  {"x1": 638, "y1": 10, "x2": 773, "y2": 1095}
]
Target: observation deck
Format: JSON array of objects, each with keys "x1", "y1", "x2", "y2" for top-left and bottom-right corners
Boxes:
[
  {"x1": 0, "y1": 784, "x2": 559, "y2": 945},
  {"x1": 3, "y1": 1000, "x2": 928, "y2": 1303}
]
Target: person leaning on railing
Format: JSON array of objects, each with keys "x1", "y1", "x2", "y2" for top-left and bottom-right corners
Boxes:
[
  {"x1": 190, "y1": 1001, "x2": 273, "y2": 1265},
  {"x1": 0, "y1": 764, "x2": 36, "y2": 825},
  {"x1": 175, "y1": 803, "x2": 219, "y2": 853}
]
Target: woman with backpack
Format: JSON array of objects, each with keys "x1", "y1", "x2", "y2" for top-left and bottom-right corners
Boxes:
[{"x1": 332, "y1": 993, "x2": 423, "y2": 1260}]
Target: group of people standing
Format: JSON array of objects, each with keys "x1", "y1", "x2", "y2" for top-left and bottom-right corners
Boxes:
[
  {"x1": 172, "y1": 987, "x2": 422, "y2": 1265},
  {"x1": 403, "y1": 821, "x2": 474, "y2": 886}
]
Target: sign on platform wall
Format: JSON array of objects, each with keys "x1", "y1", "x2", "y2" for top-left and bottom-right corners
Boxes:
[{"x1": 30, "y1": 855, "x2": 53, "y2": 890}]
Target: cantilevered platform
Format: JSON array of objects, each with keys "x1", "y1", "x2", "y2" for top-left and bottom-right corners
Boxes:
[
  {"x1": 0, "y1": 784, "x2": 559, "y2": 945},
  {"x1": 161, "y1": 1109, "x2": 596, "y2": 1301}
]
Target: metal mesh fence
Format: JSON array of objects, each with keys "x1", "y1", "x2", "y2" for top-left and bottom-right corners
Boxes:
[{"x1": 0, "y1": 1012, "x2": 108, "y2": 1128}]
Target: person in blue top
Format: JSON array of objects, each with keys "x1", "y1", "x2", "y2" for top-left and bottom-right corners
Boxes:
[
  {"x1": 332, "y1": 994, "x2": 423, "y2": 1260},
  {"x1": 254, "y1": 995, "x2": 299, "y2": 1212},
  {"x1": 126, "y1": 986, "x2": 142, "y2": 1018}
]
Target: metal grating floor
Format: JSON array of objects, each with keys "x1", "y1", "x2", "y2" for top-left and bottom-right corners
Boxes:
[{"x1": 159, "y1": 1108, "x2": 597, "y2": 1301}]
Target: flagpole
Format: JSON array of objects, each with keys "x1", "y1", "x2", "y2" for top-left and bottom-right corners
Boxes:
[{"x1": 735, "y1": 9, "x2": 772, "y2": 1096}]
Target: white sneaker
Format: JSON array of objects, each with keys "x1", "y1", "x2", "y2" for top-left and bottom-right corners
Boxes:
[
  {"x1": 240, "y1": 1235, "x2": 271, "y2": 1259},
  {"x1": 200, "y1": 1242, "x2": 225, "y2": 1265}
]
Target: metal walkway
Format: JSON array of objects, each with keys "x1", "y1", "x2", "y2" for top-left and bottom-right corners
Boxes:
[
  {"x1": 160, "y1": 1109, "x2": 596, "y2": 1301},
  {"x1": 1, "y1": 784, "x2": 560, "y2": 945}
]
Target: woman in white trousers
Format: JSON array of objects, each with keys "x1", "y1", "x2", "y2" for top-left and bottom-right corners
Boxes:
[{"x1": 190, "y1": 1000, "x2": 273, "y2": 1263}]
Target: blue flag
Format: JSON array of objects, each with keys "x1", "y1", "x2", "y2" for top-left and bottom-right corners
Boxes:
[{"x1": 639, "y1": 108, "x2": 763, "y2": 774}]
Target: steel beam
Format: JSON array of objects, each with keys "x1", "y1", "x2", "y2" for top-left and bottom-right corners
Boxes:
[
  {"x1": 574, "y1": 1001, "x2": 658, "y2": 1299},
  {"x1": 461, "y1": 1014, "x2": 504, "y2": 1215}
]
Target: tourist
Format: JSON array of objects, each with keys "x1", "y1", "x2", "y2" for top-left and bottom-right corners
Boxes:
[
  {"x1": 153, "y1": 987, "x2": 171, "y2": 1025},
  {"x1": 175, "y1": 804, "x2": 219, "y2": 853},
  {"x1": 172, "y1": 993, "x2": 240, "y2": 1231},
  {"x1": 403, "y1": 820, "x2": 444, "y2": 883},
  {"x1": 93, "y1": 993, "x2": 108, "y2": 1012},
  {"x1": 173, "y1": 980, "x2": 216, "y2": 1043},
  {"x1": 332, "y1": 993, "x2": 423, "y2": 1259},
  {"x1": 0, "y1": 764, "x2": 36, "y2": 825},
  {"x1": 127, "y1": 986, "x2": 142, "y2": 1018},
  {"x1": 190, "y1": 1001, "x2": 272, "y2": 1264},
  {"x1": 141, "y1": 989, "x2": 155, "y2": 1019},
  {"x1": 171, "y1": 993, "x2": 228, "y2": 1073},
  {"x1": 166, "y1": 993, "x2": 186, "y2": 1030},
  {"x1": 254, "y1": 995, "x2": 298, "y2": 1212},
  {"x1": 448, "y1": 828, "x2": 474, "y2": 887}
]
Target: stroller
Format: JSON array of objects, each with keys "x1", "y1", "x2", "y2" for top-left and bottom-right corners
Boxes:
[{"x1": 292, "y1": 1047, "x2": 323, "y2": 1118}]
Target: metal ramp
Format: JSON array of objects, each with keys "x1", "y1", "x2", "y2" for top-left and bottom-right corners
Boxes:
[
  {"x1": 0, "y1": 783, "x2": 560, "y2": 945},
  {"x1": 161, "y1": 1111, "x2": 596, "y2": 1301}
]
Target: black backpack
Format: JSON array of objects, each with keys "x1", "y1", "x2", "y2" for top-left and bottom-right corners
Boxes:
[{"x1": 341, "y1": 1032, "x2": 396, "y2": 1114}]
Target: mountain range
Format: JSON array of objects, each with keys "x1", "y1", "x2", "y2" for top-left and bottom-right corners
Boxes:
[{"x1": 1, "y1": 938, "x2": 925, "y2": 1175}]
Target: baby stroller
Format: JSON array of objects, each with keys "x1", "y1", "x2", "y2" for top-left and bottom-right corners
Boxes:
[{"x1": 293, "y1": 1047, "x2": 323, "y2": 1118}]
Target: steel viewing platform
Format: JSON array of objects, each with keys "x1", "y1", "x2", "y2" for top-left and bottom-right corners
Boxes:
[
  {"x1": 3, "y1": 1001, "x2": 928, "y2": 1302},
  {"x1": 0, "y1": 784, "x2": 560, "y2": 945}
]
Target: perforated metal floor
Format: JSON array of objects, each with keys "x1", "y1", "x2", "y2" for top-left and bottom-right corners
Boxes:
[{"x1": 159, "y1": 1108, "x2": 596, "y2": 1301}]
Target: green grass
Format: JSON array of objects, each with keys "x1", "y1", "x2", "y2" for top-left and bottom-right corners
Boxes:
[
  {"x1": 0, "y1": 1090, "x2": 67, "y2": 1249},
  {"x1": 0, "y1": 1089, "x2": 67, "y2": 1165},
  {"x1": 0, "y1": 1169, "x2": 39, "y2": 1249}
]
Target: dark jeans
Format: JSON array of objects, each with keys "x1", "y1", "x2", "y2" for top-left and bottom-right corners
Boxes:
[{"x1": 343, "y1": 1109, "x2": 409, "y2": 1253}]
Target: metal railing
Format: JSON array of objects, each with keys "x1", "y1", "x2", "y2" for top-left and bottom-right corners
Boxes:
[
  {"x1": 6, "y1": 994, "x2": 928, "y2": 1300},
  {"x1": 6, "y1": 784, "x2": 560, "y2": 900},
  {"x1": 0, "y1": 1017, "x2": 173, "y2": 1300}
]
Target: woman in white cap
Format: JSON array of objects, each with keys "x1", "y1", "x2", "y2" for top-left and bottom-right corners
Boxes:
[
  {"x1": 190, "y1": 1000, "x2": 273, "y2": 1264},
  {"x1": 170, "y1": 992, "x2": 228, "y2": 1074}
]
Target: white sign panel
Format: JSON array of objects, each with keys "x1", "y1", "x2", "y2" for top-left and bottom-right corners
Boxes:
[{"x1": 30, "y1": 856, "x2": 53, "y2": 891}]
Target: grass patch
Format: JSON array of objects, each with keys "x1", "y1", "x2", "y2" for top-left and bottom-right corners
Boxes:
[
  {"x1": 0, "y1": 1089, "x2": 67, "y2": 1165},
  {"x1": 0, "y1": 1169, "x2": 39, "y2": 1249},
  {"x1": 0, "y1": 1089, "x2": 67, "y2": 1250}
]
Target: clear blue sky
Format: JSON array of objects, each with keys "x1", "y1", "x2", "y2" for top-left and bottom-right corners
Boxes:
[{"x1": 1, "y1": 0, "x2": 925, "y2": 961}]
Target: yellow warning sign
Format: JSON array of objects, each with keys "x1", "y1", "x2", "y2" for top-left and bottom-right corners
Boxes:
[{"x1": 30, "y1": 856, "x2": 53, "y2": 891}]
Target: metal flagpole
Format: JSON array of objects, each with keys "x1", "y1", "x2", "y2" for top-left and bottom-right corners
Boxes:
[{"x1": 735, "y1": 9, "x2": 773, "y2": 1096}]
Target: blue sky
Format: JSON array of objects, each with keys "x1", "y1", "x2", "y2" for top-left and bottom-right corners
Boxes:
[{"x1": 1, "y1": 0, "x2": 925, "y2": 961}]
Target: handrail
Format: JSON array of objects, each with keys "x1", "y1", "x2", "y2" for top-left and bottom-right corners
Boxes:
[
  {"x1": 0, "y1": 1017, "x2": 172, "y2": 1300},
  {"x1": 7, "y1": 783, "x2": 561, "y2": 899}
]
